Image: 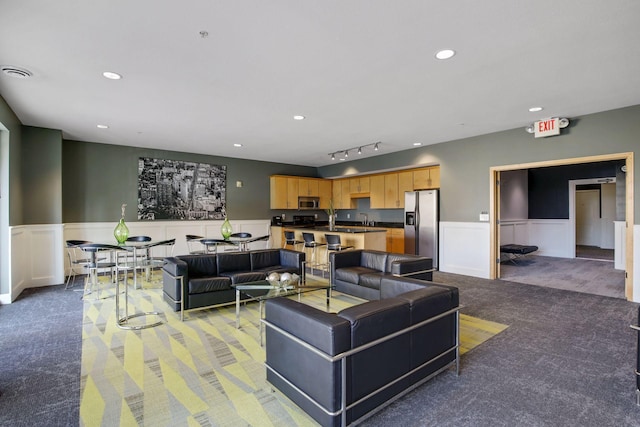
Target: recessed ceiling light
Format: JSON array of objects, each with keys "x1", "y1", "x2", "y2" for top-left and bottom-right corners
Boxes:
[
  {"x1": 529, "y1": 106, "x2": 543, "y2": 112},
  {"x1": 96, "y1": 124, "x2": 109, "y2": 129},
  {"x1": 339, "y1": 158, "x2": 346, "y2": 161},
  {"x1": 413, "y1": 142, "x2": 422, "y2": 146},
  {"x1": 435, "y1": 49, "x2": 456, "y2": 60},
  {"x1": 233, "y1": 143, "x2": 243, "y2": 147},
  {"x1": 293, "y1": 115, "x2": 305, "y2": 120},
  {"x1": 102, "y1": 71, "x2": 122, "y2": 80}
]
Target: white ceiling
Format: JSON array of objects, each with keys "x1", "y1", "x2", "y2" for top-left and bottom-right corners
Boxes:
[{"x1": 1, "y1": 1, "x2": 639, "y2": 167}]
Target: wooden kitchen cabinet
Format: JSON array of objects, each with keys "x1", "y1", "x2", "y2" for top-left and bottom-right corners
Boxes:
[
  {"x1": 286, "y1": 178, "x2": 299, "y2": 209},
  {"x1": 319, "y1": 180, "x2": 332, "y2": 209},
  {"x1": 298, "y1": 178, "x2": 319, "y2": 197},
  {"x1": 383, "y1": 171, "x2": 412, "y2": 208},
  {"x1": 369, "y1": 174, "x2": 385, "y2": 208},
  {"x1": 390, "y1": 228, "x2": 405, "y2": 253},
  {"x1": 413, "y1": 166, "x2": 440, "y2": 190},
  {"x1": 341, "y1": 180, "x2": 352, "y2": 209},
  {"x1": 350, "y1": 176, "x2": 370, "y2": 194},
  {"x1": 270, "y1": 176, "x2": 289, "y2": 209}
]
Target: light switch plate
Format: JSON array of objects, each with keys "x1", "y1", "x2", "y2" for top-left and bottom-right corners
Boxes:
[{"x1": 479, "y1": 212, "x2": 489, "y2": 221}]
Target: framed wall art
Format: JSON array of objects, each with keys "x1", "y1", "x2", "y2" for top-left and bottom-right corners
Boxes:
[{"x1": 138, "y1": 157, "x2": 226, "y2": 220}]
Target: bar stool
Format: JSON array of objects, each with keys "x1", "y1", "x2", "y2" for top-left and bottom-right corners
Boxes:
[
  {"x1": 325, "y1": 233, "x2": 354, "y2": 276},
  {"x1": 283, "y1": 231, "x2": 303, "y2": 250},
  {"x1": 302, "y1": 232, "x2": 326, "y2": 274}
]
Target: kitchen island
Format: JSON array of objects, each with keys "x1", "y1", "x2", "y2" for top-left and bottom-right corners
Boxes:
[{"x1": 271, "y1": 225, "x2": 387, "y2": 271}]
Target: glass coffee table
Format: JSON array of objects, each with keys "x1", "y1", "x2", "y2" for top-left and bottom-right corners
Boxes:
[{"x1": 234, "y1": 280, "x2": 332, "y2": 344}]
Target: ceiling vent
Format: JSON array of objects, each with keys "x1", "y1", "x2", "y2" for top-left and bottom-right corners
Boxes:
[{"x1": 1, "y1": 66, "x2": 33, "y2": 79}]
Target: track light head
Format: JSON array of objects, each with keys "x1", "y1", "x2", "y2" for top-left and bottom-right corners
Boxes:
[
  {"x1": 331, "y1": 153, "x2": 335, "y2": 160},
  {"x1": 374, "y1": 142, "x2": 379, "y2": 151},
  {"x1": 358, "y1": 147, "x2": 362, "y2": 154}
]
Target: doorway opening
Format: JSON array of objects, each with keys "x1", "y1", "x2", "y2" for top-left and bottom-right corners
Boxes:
[
  {"x1": 490, "y1": 152, "x2": 634, "y2": 301},
  {"x1": 572, "y1": 178, "x2": 616, "y2": 262}
]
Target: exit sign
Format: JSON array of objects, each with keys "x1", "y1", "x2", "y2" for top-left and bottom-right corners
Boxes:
[{"x1": 534, "y1": 118, "x2": 560, "y2": 138}]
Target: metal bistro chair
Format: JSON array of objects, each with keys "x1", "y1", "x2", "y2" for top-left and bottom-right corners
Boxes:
[
  {"x1": 65, "y1": 239, "x2": 102, "y2": 289},
  {"x1": 228, "y1": 232, "x2": 252, "y2": 252},
  {"x1": 186, "y1": 234, "x2": 206, "y2": 254},
  {"x1": 283, "y1": 231, "x2": 304, "y2": 251},
  {"x1": 143, "y1": 238, "x2": 176, "y2": 283},
  {"x1": 302, "y1": 232, "x2": 326, "y2": 275},
  {"x1": 79, "y1": 243, "x2": 122, "y2": 299}
]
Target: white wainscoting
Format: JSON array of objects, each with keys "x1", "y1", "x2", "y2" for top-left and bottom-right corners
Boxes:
[
  {"x1": 439, "y1": 221, "x2": 491, "y2": 279},
  {"x1": 527, "y1": 219, "x2": 572, "y2": 258},
  {"x1": 2, "y1": 219, "x2": 271, "y2": 303},
  {"x1": 499, "y1": 221, "x2": 529, "y2": 246}
]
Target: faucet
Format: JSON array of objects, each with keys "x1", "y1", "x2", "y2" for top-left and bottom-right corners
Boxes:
[{"x1": 359, "y1": 213, "x2": 368, "y2": 226}]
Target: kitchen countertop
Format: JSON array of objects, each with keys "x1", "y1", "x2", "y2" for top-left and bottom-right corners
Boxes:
[{"x1": 273, "y1": 221, "x2": 404, "y2": 229}]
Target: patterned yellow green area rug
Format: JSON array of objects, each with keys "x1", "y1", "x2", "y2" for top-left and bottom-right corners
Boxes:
[{"x1": 80, "y1": 276, "x2": 508, "y2": 426}]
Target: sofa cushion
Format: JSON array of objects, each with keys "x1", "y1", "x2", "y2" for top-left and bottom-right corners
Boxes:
[
  {"x1": 177, "y1": 254, "x2": 217, "y2": 278},
  {"x1": 335, "y1": 266, "x2": 378, "y2": 284},
  {"x1": 360, "y1": 251, "x2": 388, "y2": 272},
  {"x1": 224, "y1": 271, "x2": 268, "y2": 284},
  {"x1": 254, "y1": 265, "x2": 299, "y2": 275},
  {"x1": 216, "y1": 252, "x2": 252, "y2": 274},
  {"x1": 188, "y1": 276, "x2": 232, "y2": 294},
  {"x1": 250, "y1": 249, "x2": 281, "y2": 271},
  {"x1": 358, "y1": 273, "x2": 383, "y2": 290}
]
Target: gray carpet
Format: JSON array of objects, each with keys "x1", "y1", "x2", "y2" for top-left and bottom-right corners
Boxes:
[
  {"x1": 0, "y1": 284, "x2": 82, "y2": 426},
  {"x1": 1, "y1": 274, "x2": 639, "y2": 426},
  {"x1": 500, "y1": 255, "x2": 625, "y2": 299},
  {"x1": 365, "y1": 271, "x2": 640, "y2": 427}
]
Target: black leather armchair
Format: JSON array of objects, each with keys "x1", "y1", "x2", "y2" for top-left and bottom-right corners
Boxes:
[{"x1": 264, "y1": 280, "x2": 459, "y2": 426}]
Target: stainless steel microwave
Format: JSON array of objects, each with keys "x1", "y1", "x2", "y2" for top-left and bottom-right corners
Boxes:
[{"x1": 298, "y1": 197, "x2": 319, "y2": 210}]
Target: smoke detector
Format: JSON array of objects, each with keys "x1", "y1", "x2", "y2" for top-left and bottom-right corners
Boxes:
[{"x1": 1, "y1": 66, "x2": 33, "y2": 79}]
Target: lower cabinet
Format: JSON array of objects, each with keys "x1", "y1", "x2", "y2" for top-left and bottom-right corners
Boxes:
[{"x1": 386, "y1": 228, "x2": 405, "y2": 253}]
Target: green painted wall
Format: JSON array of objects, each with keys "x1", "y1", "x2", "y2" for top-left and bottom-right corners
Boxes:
[
  {"x1": 22, "y1": 126, "x2": 62, "y2": 224},
  {"x1": 319, "y1": 105, "x2": 640, "y2": 224},
  {"x1": 0, "y1": 94, "x2": 23, "y2": 226},
  {"x1": 61, "y1": 140, "x2": 317, "y2": 223}
]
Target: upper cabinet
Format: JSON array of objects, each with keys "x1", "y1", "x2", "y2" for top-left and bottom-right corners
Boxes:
[
  {"x1": 271, "y1": 166, "x2": 439, "y2": 210},
  {"x1": 270, "y1": 175, "x2": 332, "y2": 209},
  {"x1": 318, "y1": 180, "x2": 332, "y2": 209},
  {"x1": 299, "y1": 178, "x2": 319, "y2": 197},
  {"x1": 413, "y1": 166, "x2": 440, "y2": 190},
  {"x1": 350, "y1": 176, "x2": 370, "y2": 194}
]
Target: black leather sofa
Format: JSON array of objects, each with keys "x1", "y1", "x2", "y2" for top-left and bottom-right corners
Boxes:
[
  {"x1": 162, "y1": 248, "x2": 305, "y2": 319},
  {"x1": 329, "y1": 249, "x2": 434, "y2": 300},
  {"x1": 264, "y1": 277, "x2": 459, "y2": 427}
]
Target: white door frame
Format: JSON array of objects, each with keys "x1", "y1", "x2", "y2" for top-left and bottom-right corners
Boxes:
[{"x1": 568, "y1": 177, "x2": 616, "y2": 258}]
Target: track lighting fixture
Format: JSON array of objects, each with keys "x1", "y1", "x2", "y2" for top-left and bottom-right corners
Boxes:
[{"x1": 328, "y1": 142, "x2": 382, "y2": 160}]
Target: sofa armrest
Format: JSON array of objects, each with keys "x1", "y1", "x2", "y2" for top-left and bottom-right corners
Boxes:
[
  {"x1": 162, "y1": 257, "x2": 189, "y2": 319},
  {"x1": 278, "y1": 249, "x2": 306, "y2": 273},
  {"x1": 163, "y1": 256, "x2": 188, "y2": 277},
  {"x1": 330, "y1": 249, "x2": 363, "y2": 269},
  {"x1": 390, "y1": 257, "x2": 433, "y2": 280}
]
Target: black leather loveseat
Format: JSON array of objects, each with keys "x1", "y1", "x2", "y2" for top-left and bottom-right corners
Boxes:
[
  {"x1": 162, "y1": 248, "x2": 305, "y2": 319},
  {"x1": 330, "y1": 249, "x2": 434, "y2": 300},
  {"x1": 263, "y1": 278, "x2": 459, "y2": 427}
]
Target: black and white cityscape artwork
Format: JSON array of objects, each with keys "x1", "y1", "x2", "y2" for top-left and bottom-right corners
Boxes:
[{"x1": 138, "y1": 157, "x2": 227, "y2": 220}]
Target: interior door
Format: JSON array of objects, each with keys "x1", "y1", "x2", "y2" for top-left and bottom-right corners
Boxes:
[{"x1": 576, "y1": 189, "x2": 601, "y2": 246}]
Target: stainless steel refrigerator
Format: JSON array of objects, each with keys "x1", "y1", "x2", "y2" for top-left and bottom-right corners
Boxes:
[{"x1": 404, "y1": 190, "x2": 439, "y2": 268}]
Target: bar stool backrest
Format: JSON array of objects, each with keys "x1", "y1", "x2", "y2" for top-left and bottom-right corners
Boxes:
[
  {"x1": 302, "y1": 232, "x2": 316, "y2": 247},
  {"x1": 325, "y1": 234, "x2": 342, "y2": 250}
]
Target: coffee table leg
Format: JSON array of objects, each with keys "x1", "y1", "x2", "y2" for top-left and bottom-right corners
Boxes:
[
  {"x1": 235, "y1": 289, "x2": 240, "y2": 328},
  {"x1": 260, "y1": 300, "x2": 265, "y2": 346}
]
